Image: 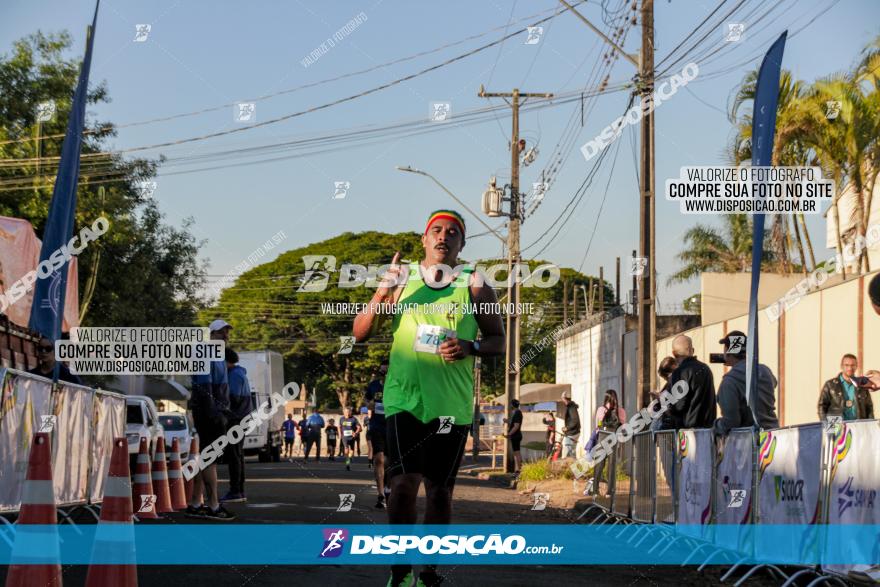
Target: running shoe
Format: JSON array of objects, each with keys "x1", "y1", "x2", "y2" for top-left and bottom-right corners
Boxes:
[
  {"x1": 346, "y1": 457, "x2": 351, "y2": 471},
  {"x1": 219, "y1": 492, "x2": 246, "y2": 503},
  {"x1": 386, "y1": 571, "x2": 414, "y2": 587},
  {"x1": 375, "y1": 496, "x2": 386, "y2": 509},
  {"x1": 184, "y1": 504, "x2": 208, "y2": 518},
  {"x1": 204, "y1": 505, "x2": 236, "y2": 521}
]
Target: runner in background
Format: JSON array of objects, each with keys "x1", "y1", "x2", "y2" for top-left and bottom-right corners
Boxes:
[
  {"x1": 363, "y1": 412, "x2": 372, "y2": 467},
  {"x1": 340, "y1": 406, "x2": 361, "y2": 471},
  {"x1": 366, "y1": 362, "x2": 389, "y2": 508},
  {"x1": 326, "y1": 418, "x2": 339, "y2": 461},
  {"x1": 297, "y1": 413, "x2": 308, "y2": 457},
  {"x1": 281, "y1": 414, "x2": 296, "y2": 460},
  {"x1": 352, "y1": 209, "x2": 505, "y2": 587}
]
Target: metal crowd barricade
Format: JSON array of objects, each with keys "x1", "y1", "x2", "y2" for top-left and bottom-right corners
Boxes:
[
  {"x1": 0, "y1": 368, "x2": 125, "y2": 519},
  {"x1": 610, "y1": 434, "x2": 633, "y2": 520},
  {"x1": 631, "y1": 431, "x2": 654, "y2": 523},
  {"x1": 654, "y1": 430, "x2": 676, "y2": 524}
]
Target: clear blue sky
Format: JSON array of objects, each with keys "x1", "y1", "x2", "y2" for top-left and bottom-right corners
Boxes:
[{"x1": 3, "y1": 0, "x2": 878, "y2": 311}]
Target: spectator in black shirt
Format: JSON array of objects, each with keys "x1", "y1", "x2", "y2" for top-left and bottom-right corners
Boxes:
[
  {"x1": 28, "y1": 336, "x2": 82, "y2": 385},
  {"x1": 669, "y1": 335, "x2": 716, "y2": 429},
  {"x1": 503, "y1": 399, "x2": 523, "y2": 473}
]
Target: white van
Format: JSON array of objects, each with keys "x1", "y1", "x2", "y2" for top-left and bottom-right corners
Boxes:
[{"x1": 125, "y1": 395, "x2": 164, "y2": 457}]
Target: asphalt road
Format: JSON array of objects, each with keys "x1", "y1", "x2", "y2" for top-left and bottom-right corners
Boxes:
[{"x1": 2, "y1": 454, "x2": 768, "y2": 586}]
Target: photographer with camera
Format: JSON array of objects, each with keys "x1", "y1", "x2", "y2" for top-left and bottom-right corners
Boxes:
[{"x1": 712, "y1": 331, "x2": 779, "y2": 435}]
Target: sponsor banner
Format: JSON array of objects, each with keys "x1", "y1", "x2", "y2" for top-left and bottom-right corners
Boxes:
[
  {"x1": 676, "y1": 429, "x2": 713, "y2": 540},
  {"x1": 0, "y1": 525, "x2": 879, "y2": 565},
  {"x1": 756, "y1": 424, "x2": 824, "y2": 562},
  {"x1": 0, "y1": 370, "x2": 54, "y2": 512},
  {"x1": 51, "y1": 382, "x2": 93, "y2": 506},
  {"x1": 714, "y1": 428, "x2": 755, "y2": 553},
  {"x1": 823, "y1": 420, "x2": 880, "y2": 578}
]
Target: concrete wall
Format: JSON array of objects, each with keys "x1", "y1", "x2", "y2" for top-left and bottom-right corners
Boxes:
[
  {"x1": 700, "y1": 272, "x2": 803, "y2": 324},
  {"x1": 555, "y1": 315, "x2": 631, "y2": 457},
  {"x1": 658, "y1": 271, "x2": 879, "y2": 426}
]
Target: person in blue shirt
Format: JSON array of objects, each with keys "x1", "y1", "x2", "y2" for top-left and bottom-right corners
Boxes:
[
  {"x1": 221, "y1": 348, "x2": 252, "y2": 503},
  {"x1": 187, "y1": 319, "x2": 234, "y2": 521},
  {"x1": 281, "y1": 414, "x2": 297, "y2": 460},
  {"x1": 304, "y1": 409, "x2": 325, "y2": 461}
]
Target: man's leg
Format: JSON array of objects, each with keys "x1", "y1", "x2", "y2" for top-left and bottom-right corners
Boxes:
[
  {"x1": 315, "y1": 437, "x2": 322, "y2": 461},
  {"x1": 203, "y1": 463, "x2": 219, "y2": 510},
  {"x1": 420, "y1": 421, "x2": 468, "y2": 586},
  {"x1": 226, "y1": 441, "x2": 242, "y2": 497}
]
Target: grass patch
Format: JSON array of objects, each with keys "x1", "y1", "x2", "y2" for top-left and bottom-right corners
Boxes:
[{"x1": 518, "y1": 459, "x2": 582, "y2": 486}]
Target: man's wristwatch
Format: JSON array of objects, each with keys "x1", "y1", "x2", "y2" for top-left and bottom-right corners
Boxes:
[{"x1": 471, "y1": 340, "x2": 482, "y2": 357}]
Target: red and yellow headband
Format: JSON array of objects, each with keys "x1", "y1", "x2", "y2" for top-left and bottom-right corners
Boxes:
[{"x1": 425, "y1": 210, "x2": 466, "y2": 236}]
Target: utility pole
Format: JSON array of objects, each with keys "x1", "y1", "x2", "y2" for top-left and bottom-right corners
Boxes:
[
  {"x1": 599, "y1": 266, "x2": 605, "y2": 313},
  {"x1": 478, "y1": 86, "x2": 553, "y2": 473},
  {"x1": 563, "y1": 277, "x2": 568, "y2": 322},
  {"x1": 558, "y1": 0, "x2": 656, "y2": 412},
  {"x1": 637, "y1": 0, "x2": 656, "y2": 409},
  {"x1": 615, "y1": 257, "x2": 621, "y2": 307}
]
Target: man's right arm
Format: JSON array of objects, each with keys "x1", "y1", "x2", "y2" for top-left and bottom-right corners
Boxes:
[
  {"x1": 713, "y1": 377, "x2": 736, "y2": 436},
  {"x1": 353, "y1": 252, "x2": 404, "y2": 342}
]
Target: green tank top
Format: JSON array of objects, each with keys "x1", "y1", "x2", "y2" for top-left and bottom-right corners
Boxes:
[{"x1": 384, "y1": 263, "x2": 479, "y2": 425}]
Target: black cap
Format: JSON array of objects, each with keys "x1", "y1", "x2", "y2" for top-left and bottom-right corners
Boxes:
[
  {"x1": 720, "y1": 330, "x2": 747, "y2": 354},
  {"x1": 511, "y1": 399, "x2": 520, "y2": 408}
]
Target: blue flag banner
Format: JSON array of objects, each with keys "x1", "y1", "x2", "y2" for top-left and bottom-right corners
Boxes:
[
  {"x1": 0, "y1": 525, "x2": 878, "y2": 565},
  {"x1": 746, "y1": 31, "x2": 787, "y2": 417},
  {"x1": 28, "y1": 1, "x2": 100, "y2": 343}
]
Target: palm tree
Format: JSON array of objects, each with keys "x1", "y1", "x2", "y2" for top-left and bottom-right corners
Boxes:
[
  {"x1": 668, "y1": 214, "x2": 776, "y2": 284},
  {"x1": 728, "y1": 70, "x2": 818, "y2": 275}
]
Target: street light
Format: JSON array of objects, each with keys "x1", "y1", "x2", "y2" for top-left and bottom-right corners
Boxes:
[{"x1": 396, "y1": 166, "x2": 506, "y2": 244}]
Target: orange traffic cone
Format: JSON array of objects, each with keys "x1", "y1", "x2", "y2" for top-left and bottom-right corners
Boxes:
[
  {"x1": 167, "y1": 438, "x2": 187, "y2": 510},
  {"x1": 131, "y1": 437, "x2": 157, "y2": 519},
  {"x1": 184, "y1": 436, "x2": 199, "y2": 504},
  {"x1": 151, "y1": 436, "x2": 173, "y2": 514},
  {"x1": 5, "y1": 432, "x2": 62, "y2": 587},
  {"x1": 85, "y1": 437, "x2": 137, "y2": 587}
]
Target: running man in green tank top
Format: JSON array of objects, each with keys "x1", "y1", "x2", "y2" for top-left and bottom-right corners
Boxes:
[{"x1": 352, "y1": 209, "x2": 504, "y2": 587}]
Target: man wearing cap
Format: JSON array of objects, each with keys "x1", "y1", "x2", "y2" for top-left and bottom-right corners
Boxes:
[
  {"x1": 714, "y1": 331, "x2": 779, "y2": 435},
  {"x1": 352, "y1": 209, "x2": 505, "y2": 587},
  {"x1": 186, "y1": 319, "x2": 235, "y2": 521}
]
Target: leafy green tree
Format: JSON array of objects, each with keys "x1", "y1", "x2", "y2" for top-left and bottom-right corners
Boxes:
[
  {"x1": 0, "y1": 32, "x2": 205, "y2": 328},
  {"x1": 210, "y1": 232, "x2": 611, "y2": 406}
]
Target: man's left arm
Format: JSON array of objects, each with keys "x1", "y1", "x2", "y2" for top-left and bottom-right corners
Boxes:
[{"x1": 439, "y1": 274, "x2": 505, "y2": 362}]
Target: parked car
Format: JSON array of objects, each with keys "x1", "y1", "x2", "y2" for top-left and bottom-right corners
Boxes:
[
  {"x1": 158, "y1": 412, "x2": 193, "y2": 460},
  {"x1": 125, "y1": 396, "x2": 164, "y2": 462}
]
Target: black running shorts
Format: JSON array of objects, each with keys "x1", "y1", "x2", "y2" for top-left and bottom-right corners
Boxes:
[
  {"x1": 386, "y1": 411, "x2": 469, "y2": 488},
  {"x1": 510, "y1": 432, "x2": 523, "y2": 452},
  {"x1": 370, "y1": 429, "x2": 386, "y2": 454}
]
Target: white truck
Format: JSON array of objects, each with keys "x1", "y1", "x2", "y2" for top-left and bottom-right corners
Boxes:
[{"x1": 237, "y1": 350, "x2": 285, "y2": 462}]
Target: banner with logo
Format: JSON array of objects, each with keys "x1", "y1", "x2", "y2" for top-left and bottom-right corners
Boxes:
[
  {"x1": 676, "y1": 429, "x2": 713, "y2": 539},
  {"x1": 0, "y1": 370, "x2": 54, "y2": 512},
  {"x1": 822, "y1": 420, "x2": 880, "y2": 580},
  {"x1": 89, "y1": 391, "x2": 126, "y2": 504},
  {"x1": 755, "y1": 424, "x2": 824, "y2": 562},
  {"x1": 714, "y1": 428, "x2": 755, "y2": 552},
  {"x1": 52, "y1": 382, "x2": 94, "y2": 506}
]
